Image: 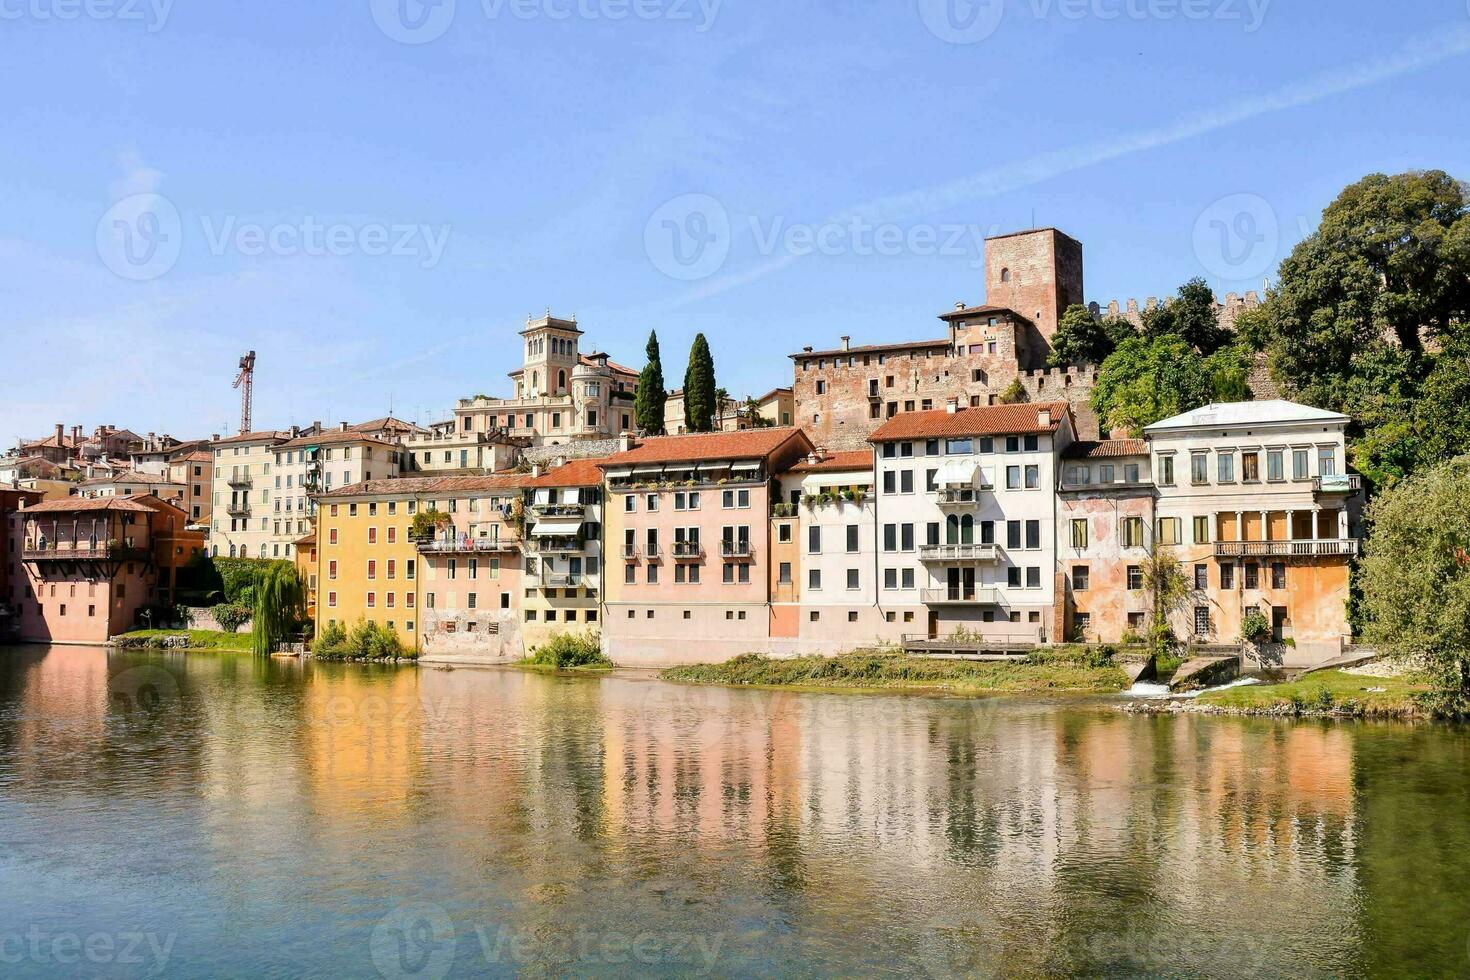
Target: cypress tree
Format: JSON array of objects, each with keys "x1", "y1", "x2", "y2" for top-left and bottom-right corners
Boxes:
[
  {"x1": 683, "y1": 333, "x2": 717, "y2": 433},
  {"x1": 634, "y1": 330, "x2": 667, "y2": 434}
]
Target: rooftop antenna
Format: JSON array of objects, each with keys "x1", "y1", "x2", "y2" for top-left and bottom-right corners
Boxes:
[{"x1": 233, "y1": 351, "x2": 256, "y2": 435}]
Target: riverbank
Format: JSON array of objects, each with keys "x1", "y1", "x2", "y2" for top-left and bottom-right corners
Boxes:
[
  {"x1": 660, "y1": 649, "x2": 1132, "y2": 695},
  {"x1": 113, "y1": 629, "x2": 254, "y2": 652},
  {"x1": 1123, "y1": 669, "x2": 1436, "y2": 719}
]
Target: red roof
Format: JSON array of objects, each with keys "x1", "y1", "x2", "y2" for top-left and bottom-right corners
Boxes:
[
  {"x1": 787, "y1": 450, "x2": 872, "y2": 474},
  {"x1": 319, "y1": 473, "x2": 531, "y2": 498},
  {"x1": 599, "y1": 428, "x2": 809, "y2": 466},
  {"x1": 22, "y1": 497, "x2": 154, "y2": 514},
  {"x1": 580, "y1": 353, "x2": 639, "y2": 377},
  {"x1": 212, "y1": 430, "x2": 290, "y2": 447},
  {"x1": 868, "y1": 402, "x2": 1071, "y2": 442},
  {"x1": 1065, "y1": 439, "x2": 1147, "y2": 459},
  {"x1": 526, "y1": 458, "x2": 607, "y2": 488},
  {"x1": 278, "y1": 430, "x2": 398, "y2": 450}
]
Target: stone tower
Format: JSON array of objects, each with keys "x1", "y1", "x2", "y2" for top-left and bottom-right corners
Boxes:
[{"x1": 983, "y1": 228, "x2": 1084, "y2": 368}]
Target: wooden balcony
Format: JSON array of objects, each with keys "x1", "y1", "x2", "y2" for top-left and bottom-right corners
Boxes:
[
  {"x1": 1213, "y1": 538, "x2": 1359, "y2": 558},
  {"x1": 22, "y1": 542, "x2": 145, "y2": 562},
  {"x1": 919, "y1": 543, "x2": 999, "y2": 563},
  {"x1": 920, "y1": 587, "x2": 999, "y2": 606}
]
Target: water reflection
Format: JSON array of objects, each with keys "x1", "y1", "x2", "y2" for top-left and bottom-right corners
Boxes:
[{"x1": 0, "y1": 645, "x2": 1467, "y2": 977}]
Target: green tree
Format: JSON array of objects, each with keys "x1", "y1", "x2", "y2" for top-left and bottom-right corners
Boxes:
[
  {"x1": 1048, "y1": 304, "x2": 1133, "y2": 366},
  {"x1": 1142, "y1": 278, "x2": 1230, "y2": 355},
  {"x1": 1410, "y1": 331, "x2": 1470, "y2": 474},
  {"x1": 1091, "y1": 335, "x2": 1214, "y2": 436},
  {"x1": 634, "y1": 330, "x2": 667, "y2": 434},
  {"x1": 683, "y1": 333, "x2": 717, "y2": 433},
  {"x1": 1264, "y1": 170, "x2": 1470, "y2": 406},
  {"x1": 1358, "y1": 455, "x2": 1470, "y2": 711},
  {"x1": 252, "y1": 562, "x2": 304, "y2": 656},
  {"x1": 713, "y1": 386, "x2": 731, "y2": 429},
  {"x1": 1141, "y1": 543, "x2": 1194, "y2": 659},
  {"x1": 998, "y1": 378, "x2": 1028, "y2": 404},
  {"x1": 1204, "y1": 343, "x2": 1254, "y2": 403}
]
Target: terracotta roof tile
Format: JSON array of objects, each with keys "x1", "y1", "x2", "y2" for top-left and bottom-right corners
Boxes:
[
  {"x1": 526, "y1": 458, "x2": 608, "y2": 488},
  {"x1": 867, "y1": 402, "x2": 1071, "y2": 442},
  {"x1": 580, "y1": 353, "x2": 639, "y2": 377},
  {"x1": 937, "y1": 304, "x2": 1017, "y2": 320},
  {"x1": 278, "y1": 430, "x2": 399, "y2": 450},
  {"x1": 1064, "y1": 439, "x2": 1147, "y2": 459},
  {"x1": 319, "y1": 473, "x2": 532, "y2": 499},
  {"x1": 22, "y1": 497, "x2": 154, "y2": 514},
  {"x1": 599, "y1": 428, "x2": 808, "y2": 466},
  {"x1": 790, "y1": 338, "x2": 951, "y2": 360},
  {"x1": 212, "y1": 430, "x2": 290, "y2": 447},
  {"x1": 787, "y1": 450, "x2": 872, "y2": 474}
]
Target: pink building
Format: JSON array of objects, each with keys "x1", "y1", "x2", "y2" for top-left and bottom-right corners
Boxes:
[
  {"x1": 6, "y1": 495, "x2": 205, "y2": 644},
  {"x1": 601, "y1": 428, "x2": 814, "y2": 665}
]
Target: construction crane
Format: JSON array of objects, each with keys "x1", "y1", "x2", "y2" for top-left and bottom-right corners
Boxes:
[{"x1": 233, "y1": 350, "x2": 256, "y2": 435}]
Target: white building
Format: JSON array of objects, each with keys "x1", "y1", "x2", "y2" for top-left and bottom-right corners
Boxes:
[{"x1": 867, "y1": 401, "x2": 1075, "y2": 645}]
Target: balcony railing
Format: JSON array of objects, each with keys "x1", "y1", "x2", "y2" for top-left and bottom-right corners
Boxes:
[
  {"x1": 918, "y1": 543, "x2": 999, "y2": 563},
  {"x1": 227, "y1": 473, "x2": 253, "y2": 488},
  {"x1": 531, "y1": 501, "x2": 585, "y2": 517},
  {"x1": 226, "y1": 502, "x2": 251, "y2": 517},
  {"x1": 22, "y1": 542, "x2": 144, "y2": 561},
  {"x1": 935, "y1": 487, "x2": 986, "y2": 506},
  {"x1": 527, "y1": 536, "x2": 584, "y2": 554},
  {"x1": 541, "y1": 573, "x2": 583, "y2": 589},
  {"x1": 920, "y1": 587, "x2": 999, "y2": 605},
  {"x1": 417, "y1": 537, "x2": 514, "y2": 554},
  {"x1": 671, "y1": 541, "x2": 703, "y2": 559},
  {"x1": 1213, "y1": 538, "x2": 1359, "y2": 558},
  {"x1": 1313, "y1": 474, "x2": 1361, "y2": 493},
  {"x1": 621, "y1": 544, "x2": 640, "y2": 559},
  {"x1": 721, "y1": 541, "x2": 754, "y2": 560},
  {"x1": 643, "y1": 543, "x2": 662, "y2": 561}
]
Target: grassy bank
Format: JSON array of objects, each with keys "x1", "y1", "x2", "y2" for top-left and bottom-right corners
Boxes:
[
  {"x1": 660, "y1": 649, "x2": 1131, "y2": 695},
  {"x1": 1194, "y1": 669, "x2": 1433, "y2": 718},
  {"x1": 113, "y1": 629, "x2": 254, "y2": 652}
]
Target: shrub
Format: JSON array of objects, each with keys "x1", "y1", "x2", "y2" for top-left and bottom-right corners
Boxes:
[
  {"x1": 529, "y1": 631, "x2": 609, "y2": 669},
  {"x1": 313, "y1": 621, "x2": 349, "y2": 658},
  {"x1": 1240, "y1": 612, "x2": 1271, "y2": 646},
  {"x1": 313, "y1": 619, "x2": 411, "y2": 661},
  {"x1": 1313, "y1": 687, "x2": 1336, "y2": 712},
  {"x1": 411, "y1": 509, "x2": 450, "y2": 539},
  {"x1": 212, "y1": 602, "x2": 252, "y2": 634}
]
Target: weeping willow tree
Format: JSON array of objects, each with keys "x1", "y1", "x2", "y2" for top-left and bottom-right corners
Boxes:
[{"x1": 252, "y1": 561, "x2": 304, "y2": 655}]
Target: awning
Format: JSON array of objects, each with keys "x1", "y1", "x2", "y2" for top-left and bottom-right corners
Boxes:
[
  {"x1": 805, "y1": 473, "x2": 871, "y2": 490},
  {"x1": 934, "y1": 458, "x2": 978, "y2": 486},
  {"x1": 531, "y1": 518, "x2": 582, "y2": 537},
  {"x1": 730, "y1": 461, "x2": 761, "y2": 472},
  {"x1": 696, "y1": 462, "x2": 728, "y2": 472},
  {"x1": 631, "y1": 464, "x2": 664, "y2": 475}
]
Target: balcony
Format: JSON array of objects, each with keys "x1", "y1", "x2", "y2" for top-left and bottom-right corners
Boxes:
[
  {"x1": 417, "y1": 537, "x2": 515, "y2": 554},
  {"x1": 531, "y1": 501, "x2": 585, "y2": 517},
  {"x1": 227, "y1": 473, "x2": 253, "y2": 488},
  {"x1": 1213, "y1": 538, "x2": 1359, "y2": 558},
  {"x1": 919, "y1": 543, "x2": 999, "y2": 563},
  {"x1": 22, "y1": 541, "x2": 145, "y2": 562},
  {"x1": 935, "y1": 487, "x2": 985, "y2": 507},
  {"x1": 721, "y1": 541, "x2": 755, "y2": 561},
  {"x1": 921, "y1": 587, "x2": 999, "y2": 605},
  {"x1": 526, "y1": 536, "x2": 584, "y2": 555},
  {"x1": 866, "y1": 385, "x2": 881, "y2": 401},
  {"x1": 541, "y1": 572, "x2": 584, "y2": 589},
  {"x1": 226, "y1": 502, "x2": 251, "y2": 517},
  {"x1": 1313, "y1": 474, "x2": 1361, "y2": 493},
  {"x1": 643, "y1": 543, "x2": 662, "y2": 561},
  {"x1": 620, "y1": 544, "x2": 640, "y2": 560},
  {"x1": 671, "y1": 541, "x2": 704, "y2": 560}
]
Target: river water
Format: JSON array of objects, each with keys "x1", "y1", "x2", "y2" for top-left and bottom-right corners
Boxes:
[{"x1": 1, "y1": 644, "x2": 1468, "y2": 978}]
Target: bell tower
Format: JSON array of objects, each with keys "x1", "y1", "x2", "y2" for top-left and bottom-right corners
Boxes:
[{"x1": 519, "y1": 311, "x2": 582, "y2": 398}]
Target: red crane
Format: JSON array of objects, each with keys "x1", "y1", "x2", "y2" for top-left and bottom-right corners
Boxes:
[{"x1": 233, "y1": 350, "x2": 256, "y2": 435}]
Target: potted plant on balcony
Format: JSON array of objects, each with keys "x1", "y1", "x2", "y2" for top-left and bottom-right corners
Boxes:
[{"x1": 410, "y1": 509, "x2": 450, "y2": 542}]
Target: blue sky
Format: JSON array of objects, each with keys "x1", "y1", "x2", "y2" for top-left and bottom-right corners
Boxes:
[{"x1": 2, "y1": 0, "x2": 1468, "y2": 442}]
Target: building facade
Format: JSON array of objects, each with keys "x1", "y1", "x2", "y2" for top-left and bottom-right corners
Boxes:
[{"x1": 521, "y1": 459, "x2": 606, "y2": 648}]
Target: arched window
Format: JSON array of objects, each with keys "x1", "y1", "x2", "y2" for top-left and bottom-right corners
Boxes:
[
  {"x1": 960, "y1": 514, "x2": 974, "y2": 545},
  {"x1": 1000, "y1": 268, "x2": 1010, "y2": 283},
  {"x1": 228, "y1": 544, "x2": 236, "y2": 558},
  {"x1": 532, "y1": 371, "x2": 539, "y2": 391},
  {"x1": 557, "y1": 369, "x2": 567, "y2": 392},
  {"x1": 946, "y1": 514, "x2": 960, "y2": 545}
]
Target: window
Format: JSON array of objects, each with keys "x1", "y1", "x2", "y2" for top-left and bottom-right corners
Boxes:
[
  {"x1": 778, "y1": 523, "x2": 792, "y2": 543},
  {"x1": 1267, "y1": 448, "x2": 1284, "y2": 481},
  {"x1": 846, "y1": 524, "x2": 859, "y2": 552},
  {"x1": 1221, "y1": 563, "x2": 1235, "y2": 590},
  {"x1": 1191, "y1": 453, "x2": 1208, "y2": 484},
  {"x1": 1242, "y1": 451, "x2": 1260, "y2": 483},
  {"x1": 1245, "y1": 563, "x2": 1259, "y2": 589},
  {"x1": 1194, "y1": 606, "x2": 1210, "y2": 636},
  {"x1": 1318, "y1": 446, "x2": 1337, "y2": 476},
  {"x1": 1025, "y1": 567, "x2": 1041, "y2": 589},
  {"x1": 1217, "y1": 452, "x2": 1235, "y2": 483},
  {"x1": 946, "y1": 438, "x2": 974, "y2": 455},
  {"x1": 900, "y1": 470, "x2": 914, "y2": 494},
  {"x1": 1293, "y1": 448, "x2": 1310, "y2": 480},
  {"x1": 1121, "y1": 517, "x2": 1144, "y2": 548},
  {"x1": 1193, "y1": 516, "x2": 1210, "y2": 544},
  {"x1": 1271, "y1": 562, "x2": 1286, "y2": 589},
  {"x1": 1156, "y1": 517, "x2": 1181, "y2": 546},
  {"x1": 1194, "y1": 564, "x2": 1208, "y2": 590},
  {"x1": 646, "y1": 494, "x2": 659, "y2": 511},
  {"x1": 647, "y1": 564, "x2": 659, "y2": 584},
  {"x1": 625, "y1": 495, "x2": 636, "y2": 513},
  {"x1": 328, "y1": 560, "x2": 338, "y2": 580},
  {"x1": 1070, "y1": 519, "x2": 1087, "y2": 549},
  {"x1": 1005, "y1": 466, "x2": 1020, "y2": 489},
  {"x1": 1126, "y1": 565, "x2": 1143, "y2": 590},
  {"x1": 843, "y1": 567, "x2": 861, "y2": 591},
  {"x1": 808, "y1": 526, "x2": 821, "y2": 554},
  {"x1": 1024, "y1": 521, "x2": 1040, "y2": 549},
  {"x1": 900, "y1": 524, "x2": 914, "y2": 551},
  {"x1": 883, "y1": 524, "x2": 897, "y2": 551},
  {"x1": 779, "y1": 562, "x2": 792, "y2": 584},
  {"x1": 1159, "y1": 456, "x2": 1174, "y2": 486},
  {"x1": 1072, "y1": 565, "x2": 1089, "y2": 591},
  {"x1": 901, "y1": 568, "x2": 914, "y2": 589},
  {"x1": 808, "y1": 569, "x2": 821, "y2": 591},
  {"x1": 883, "y1": 568, "x2": 897, "y2": 590},
  {"x1": 1006, "y1": 520, "x2": 1021, "y2": 549},
  {"x1": 1024, "y1": 465, "x2": 1039, "y2": 489}
]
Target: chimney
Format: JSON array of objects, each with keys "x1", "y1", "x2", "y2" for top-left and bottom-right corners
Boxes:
[
  {"x1": 339, "y1": 421, "x2": 349, "y2": 432},
  {"x1": 946, "y1": 397, "x2": 959, "y2": 414},
  {"x1": 802, "y1": 346, "x2": 813, "y2": 353},
  {"x1": 531, "y1": 463, "x2": 543, "y2": 478},
  {"x1": 290, "y1": 426, "x2": 300, "y2": 438},
  {"x1": 313, "y1": 420, "x2": 322, "y2": 433},
  {"x1": 618, "y1": 431, "x2": 634, "y2": 453},
  {"x1": 54, "y1": 423, "x2": 64, "y2": 445},
  {"x1": 840, "y1": 336, "x2": 850, "y2": 351},
  {"x1": 211, "y1": 434, "x2": 220, "y2": 442},
  {"x1": 1037, "y1": 408, "x2": 1052, "y2": 428}
]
